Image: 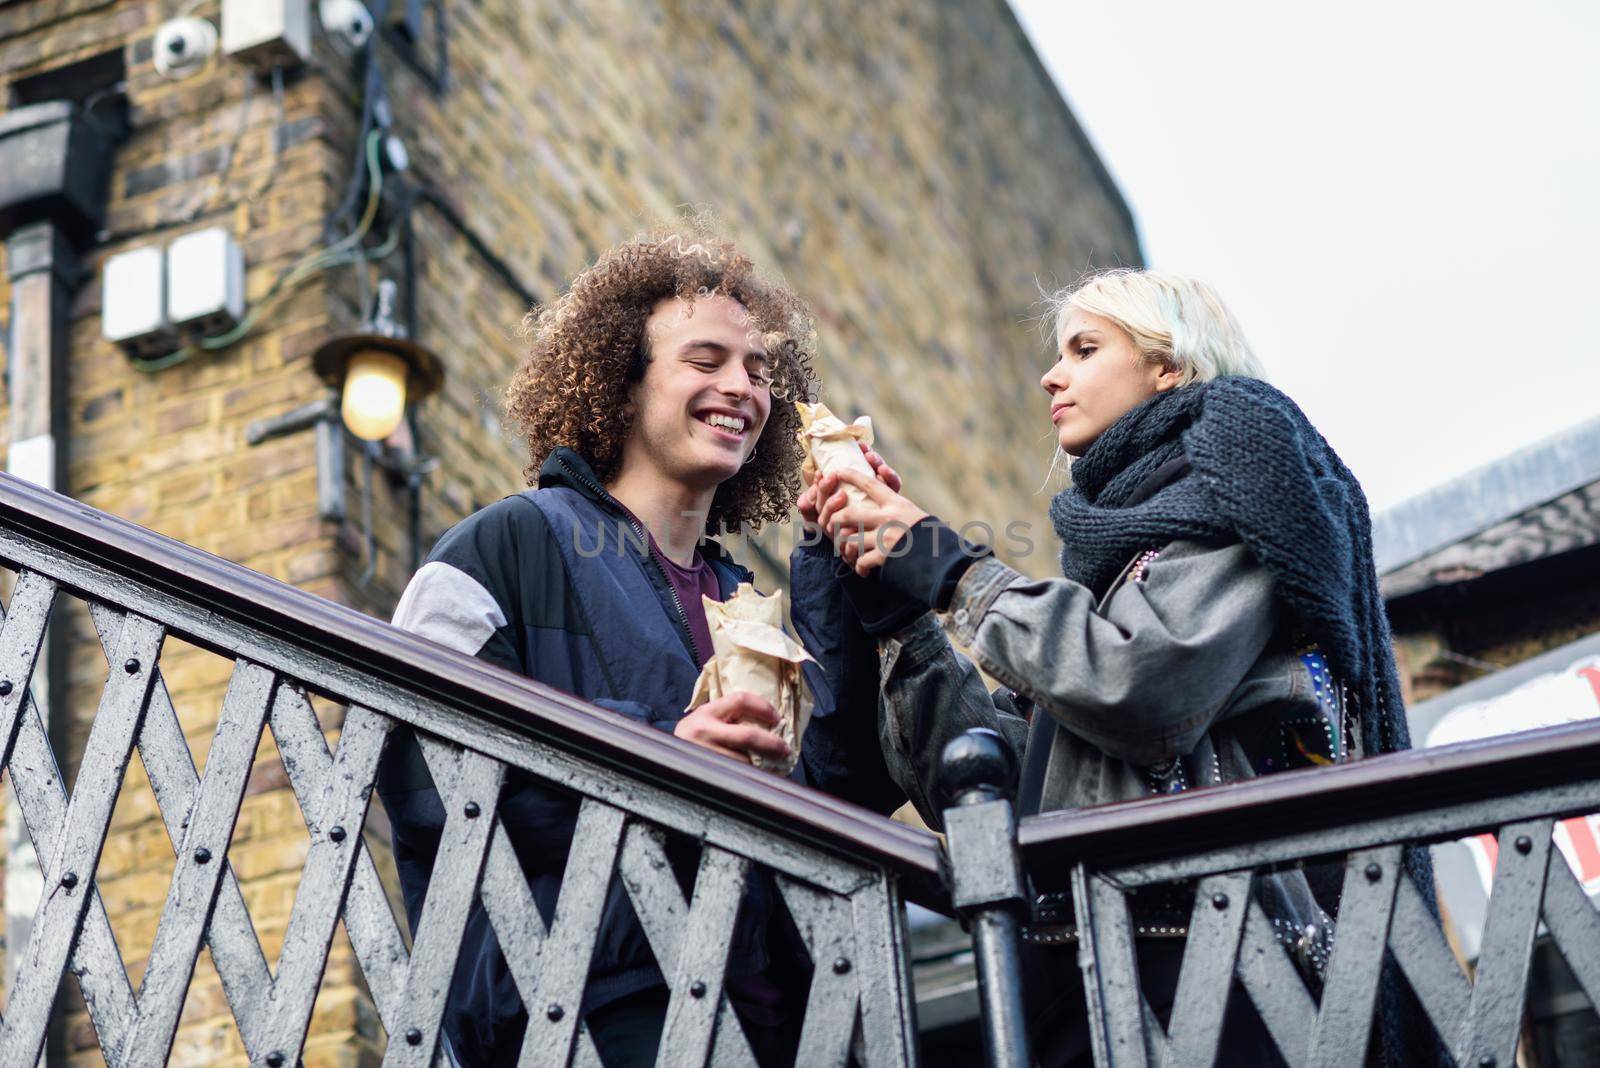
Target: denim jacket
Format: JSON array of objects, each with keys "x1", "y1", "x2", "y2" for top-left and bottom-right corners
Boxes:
[
  {"x1": 876, "y1": 537, "x2": 1346, "y2": 964},
  {"x1": 878, "y1": 539, "x2": 1344, "y2": 826}
]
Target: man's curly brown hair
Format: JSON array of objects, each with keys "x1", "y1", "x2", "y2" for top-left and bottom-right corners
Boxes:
[{"x1": 505, "y1": 227, "x2": 817, "y2": 533}]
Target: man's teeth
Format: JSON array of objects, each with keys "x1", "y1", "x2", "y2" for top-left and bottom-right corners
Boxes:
[{"x1": 703, "y1": 414, "x2": 746, "y2": 434}]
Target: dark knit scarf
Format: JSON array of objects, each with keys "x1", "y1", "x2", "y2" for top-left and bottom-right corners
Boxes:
[
  {"x1": 1049, "y1": 376, "x2": 1410, "y2": 758},
  {"x1": 1050, "y1": 377, "x2": 1444, "y2": 1067}
]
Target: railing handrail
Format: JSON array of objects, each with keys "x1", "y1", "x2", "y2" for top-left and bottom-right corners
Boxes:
[
  {"x1": 1018, "y1": 714, "x2": 1600, "y2": 880},
  {"x1": 0, "y1": 472, "x2": 946, "y2": 903}
]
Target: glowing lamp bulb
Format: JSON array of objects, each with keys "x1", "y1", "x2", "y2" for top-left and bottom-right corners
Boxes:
[{"x1": 341, "y1": 350, "x2": 408, "y2": 441}]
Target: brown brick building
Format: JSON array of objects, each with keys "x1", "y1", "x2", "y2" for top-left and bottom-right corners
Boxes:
[{"x1": 0, "y1": 1, "x2": 1139, "y2": 1062}]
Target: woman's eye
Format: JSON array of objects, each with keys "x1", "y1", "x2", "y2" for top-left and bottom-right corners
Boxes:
[{"x1": 1078, "y1": 346, "x2": 1096, "y2": 359}]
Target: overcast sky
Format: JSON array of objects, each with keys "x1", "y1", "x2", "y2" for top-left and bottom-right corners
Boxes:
[{"x1": 1010, "y1": 0, "x2": 1600, "y2": 511}]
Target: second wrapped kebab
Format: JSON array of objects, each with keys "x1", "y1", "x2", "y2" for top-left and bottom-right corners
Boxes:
[{"x1": 685, "y1": 583, "x2": 814, "y2": 776}]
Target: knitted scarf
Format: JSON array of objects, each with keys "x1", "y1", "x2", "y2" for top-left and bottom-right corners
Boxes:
[
  {"x1": 1049, "y1": 375, "x2": 1410, "y2": 758},
  {"x1": 1050, "y1": 376, "x2": 1444, "y2": 1067}
]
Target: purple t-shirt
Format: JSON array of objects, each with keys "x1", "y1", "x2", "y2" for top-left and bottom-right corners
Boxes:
[{"x1": 645, "y1": 534, "x2": 722, "y2": 667}]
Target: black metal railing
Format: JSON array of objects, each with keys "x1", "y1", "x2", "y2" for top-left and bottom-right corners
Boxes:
[
  {"x1": 0, "y1": 472, "x2": 944, "y2": 1067},
  {"x1": 8, "y1": 466, "x2": 1598, "y2": 1067},
  {"x1": 937, "y1": 714, "x2": 1600, "y2": 1067}
]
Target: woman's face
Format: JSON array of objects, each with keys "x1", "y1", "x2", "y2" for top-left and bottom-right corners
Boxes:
[{"x1": 1041, "y1": 309, "x2": 1180, "y2": 456}]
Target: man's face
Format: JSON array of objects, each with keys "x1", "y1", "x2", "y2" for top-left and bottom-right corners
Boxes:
[{"x1": 626, "y1": 294, "x2": 773, "y2": 493}]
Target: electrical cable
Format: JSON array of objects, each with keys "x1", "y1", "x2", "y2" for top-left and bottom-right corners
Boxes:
[
  {"x1": 134, "y1": 2, "x2": 405, "y2": 375},
  {"x1": 133, "y1": 132, "x2": 399, "y2": 373},
  {"x1": 325, "y1": 0, "x2": 392, "y2": 238}
]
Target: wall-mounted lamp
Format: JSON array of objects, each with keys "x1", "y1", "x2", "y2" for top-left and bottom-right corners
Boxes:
[
  {"x1": 247, "y1": 278, "x2": 441, "y2": 574},
  {"x1": 312, "y1": 278, "x2": 441, "y2": 441}
]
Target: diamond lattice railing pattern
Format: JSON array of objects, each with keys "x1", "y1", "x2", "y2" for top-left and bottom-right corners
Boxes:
[
  {"x1": 1017, "y1": 714, "x2": 1600, "y2": 1068},
  {"x1": 0, "y1": 473, "x2": 942, "y2": 1067}
]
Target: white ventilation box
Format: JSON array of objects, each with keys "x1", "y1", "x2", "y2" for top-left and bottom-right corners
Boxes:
[
  {"x1": 222, "y1": 0, "x2": 310, "y2": 72},
  {"x1": 166, "y1": 227, "x2": 245, "y2": 335},
  {"x1": 101, "y1": 244, "x2": 172, "y2": 358}
]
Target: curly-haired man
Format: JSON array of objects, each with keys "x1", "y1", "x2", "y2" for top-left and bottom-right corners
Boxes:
[{"x1": 376, "y1": 229, "x2": 901, "y2": 1066}]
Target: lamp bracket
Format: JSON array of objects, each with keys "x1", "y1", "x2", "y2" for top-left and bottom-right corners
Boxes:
[
  {"x1": 244, "y1": 392, "x2": 344, "y2": 522},
  {"x1": 244, "y1": 393, "x2": 337, "y2": 445}
]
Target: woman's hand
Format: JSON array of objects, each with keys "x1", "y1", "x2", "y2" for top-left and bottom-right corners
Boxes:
[
  {"x1": 674, "y1": 692, "x2": 791, "y2": 767},
  {"x1": 817, "y1": 469, "x2": 931, "y2": 577},
  {"x1": 797, "y1": 443, "x2": 902, "y2": 533}
]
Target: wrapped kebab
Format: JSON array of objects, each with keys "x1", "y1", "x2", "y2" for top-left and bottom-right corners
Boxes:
[
  {"x1": 685, "y1": 583, "x2": 815, "y2": 775},
  {"x1": 795, "y1": 401, "x2": 876, "y2": 508}
]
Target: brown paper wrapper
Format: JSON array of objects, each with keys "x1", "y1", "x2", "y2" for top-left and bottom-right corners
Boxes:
[
  {"x1": 796, "y1": 401, "x2": 877, "y2": 508},
  {"x1": 685, "y1": 583, "x2": 815, "y2": 775}
]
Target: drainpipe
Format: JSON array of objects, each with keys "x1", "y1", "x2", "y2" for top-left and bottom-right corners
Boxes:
[{"x1": 0, "y1": 99, "x2": 111, "y2": 1048}]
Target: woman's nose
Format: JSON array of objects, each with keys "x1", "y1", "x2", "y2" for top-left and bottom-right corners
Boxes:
[{"x1": 1041, "y1": 357, "x2": 1068, "y2": 394}]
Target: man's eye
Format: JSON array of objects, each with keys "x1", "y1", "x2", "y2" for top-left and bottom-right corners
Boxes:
[{"x1": 691, "y1": 361, "x2": 718, "y2": 372}]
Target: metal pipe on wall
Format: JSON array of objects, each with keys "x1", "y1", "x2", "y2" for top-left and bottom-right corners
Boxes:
[{"x1": 0, "y1": 98, "x2": 113, "y2": 1064}]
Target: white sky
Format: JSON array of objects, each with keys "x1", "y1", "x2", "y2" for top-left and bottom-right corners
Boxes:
[{"x1": 1010, "y1": 0, "x2": 1600, "y2": 511}]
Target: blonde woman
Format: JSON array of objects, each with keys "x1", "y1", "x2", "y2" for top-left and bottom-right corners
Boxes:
[{"x1": 801, "y1": 270, "x2": 1438, "y2": 1066}]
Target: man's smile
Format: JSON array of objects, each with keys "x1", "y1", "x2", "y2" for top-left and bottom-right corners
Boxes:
[{"x1": 695, "y1": 407, "x2": 751, "y2": 441}]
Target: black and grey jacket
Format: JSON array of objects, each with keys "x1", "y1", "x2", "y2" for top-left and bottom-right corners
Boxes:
[
  {"x1": 880, "y1": 539, "x2": 1351, "y2": 826},
  {"x1": 376, "y1": 447, "x2": 900, "y2": 1064},
  {"x1": 869, "y1": 532, "x2": 1348, "y2": 962}
]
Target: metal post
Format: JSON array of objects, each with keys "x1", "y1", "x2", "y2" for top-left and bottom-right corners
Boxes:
[
  {"x1": 940, "y1": 728, "x2": 1031, "y2": 1068},
  {"x1": 5, "y1": 222, "x2": 79, "y2": 1068}
]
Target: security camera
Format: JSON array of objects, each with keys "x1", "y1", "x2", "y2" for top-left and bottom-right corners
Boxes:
[
  {"x1": 153, "y1": 16, "x2": 218, "y2": 80},
  {"x1": 320, "y1": 0, "x2": 375, "y2": 52}
]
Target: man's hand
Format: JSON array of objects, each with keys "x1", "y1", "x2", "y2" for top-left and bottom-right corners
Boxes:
[
  {"x1": 797, "y1": 443, "x2": 901, "y2": 534},
  {"x1": 817, "y1": 469, "x2": 931, "y2": 577},
  {"x1": 674, "y1": 692, "x2": 791, "y2": 767}
]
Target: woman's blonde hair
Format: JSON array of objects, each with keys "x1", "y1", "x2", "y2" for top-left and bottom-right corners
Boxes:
[{"x1": 1049, "y1": 269, "x2": 1266, "y2": 385}]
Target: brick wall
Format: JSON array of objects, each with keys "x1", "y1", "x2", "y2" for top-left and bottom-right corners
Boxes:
[{"x1": 0, "y1": 1, "x2": 1139, "y2": 1062}]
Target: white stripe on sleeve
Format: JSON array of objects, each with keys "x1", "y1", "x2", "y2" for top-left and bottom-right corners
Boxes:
[{"x1": 390, "y1": 561, "x2": 508, "y2": 657}]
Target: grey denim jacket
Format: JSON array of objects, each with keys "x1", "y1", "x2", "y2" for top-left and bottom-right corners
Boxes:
[{"x1": 879, "y1": 539, "x2": 1335, "y2": 829}]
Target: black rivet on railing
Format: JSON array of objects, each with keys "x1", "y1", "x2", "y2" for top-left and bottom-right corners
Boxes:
[
  {"x1": 832, "y1": 957, "x2": 852, "y2": 975},
  {"x1": 545, "y1": 1003, "x2": 564, "y2": 1021},
  {"x1": 1515, "y1": 836, "x2": 1532, "y2": 854},
  {"x1": 124, "y1": 658, "x2": 140, "y2": 674},
  {"x1": 689, "y1": 980, "x2": 707, "y2": 998},
  {"x1": 61, "y1": 871, "x2": 78, "y2": 890},
  {"x1": 0, "y1": 680, "x2": 11, "y2": 697},
  {"x1": 1211, "y1": 893, "x2": 1229, "y2": 910},
  {"x1": 405, "y1": 1028, "x2": 422, "y2": 1046},
  {"x1": 1365, "y1": 863, "x2": 1382, "y2": 882},
  {"x1": 329, "y1": 825, "x2": 347, "y2": 843},
  {"x1": 1479, "y1": 1055, "x2": 1496, "y2": 1068},
  {"x1": 265, "y1": 1052, "x2": 285, "y2": 1068},
  {"x1": 194, "y1": 847, "x2": 212, "y2": 865},
  {"x1": 464, "y1": 801, "x2": 481, "y2": 819}
]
